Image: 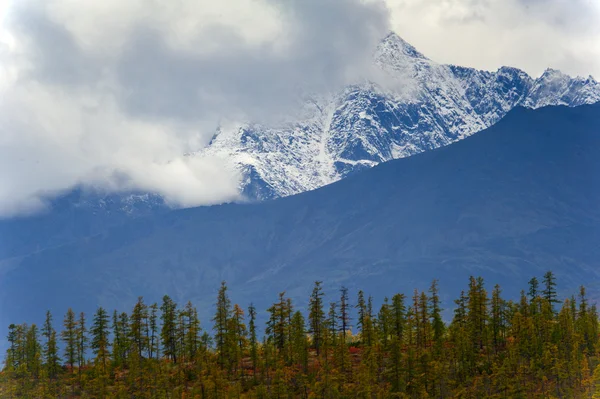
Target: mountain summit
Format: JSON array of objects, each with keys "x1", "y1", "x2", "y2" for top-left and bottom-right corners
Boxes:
[
  {"x1": 198, "y1": 33, "x2": 600, "y2": 200},
  {"x1": 1, "y1": 34, "x2": 599, "y2": 263}
]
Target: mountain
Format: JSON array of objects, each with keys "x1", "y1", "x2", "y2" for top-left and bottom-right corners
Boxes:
[
  {"x1": 197, "y1": 33, "x2": 600, "y2": 200},
  {"x1": 5, "y1": 33, "x2": 597, "y2": 249},
  {"x1": 2, "y1": 103, "x2": 599, "y2": 335},
  {"x1": 0, "y1": 188, "x2": 166, "y2": 260}
]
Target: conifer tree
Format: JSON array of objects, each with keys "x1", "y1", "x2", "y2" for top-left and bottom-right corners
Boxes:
[
  {"x1": 328, "y1": 301, "x2": 338, "y2": 350},
  {"x1": 6, "y1": 324, "x2": 17, "y2": 372},
  {"x1": 491, "y1": 284, "x2": 505, "y2": 353},
  {"x1": 453, "y1": 290, "x2": 467, "y2": 326},
  {"x1": 183, "y1": 301, "x2": 201, "y2": 361},
  {"x1": 356, "y1": 290, "x2": 366, "y2": 335},
  {"x1": 308, "y1": 281, "x2": 325, "y2": 355},
  {"x1": 213, "y1": 281, "x2": 231, "y2": 368},
  {"x1": 577, "y1": 285, "x2": 597, "y2": 354},
  {"x1": 24, "y1": 324, "x2": 41, "y2": 379},
  {"x1": 528, "y1": 277, "x2": 539, "y2": 300},
  {"x1": 417, "y1": 290, "x2": 431, "y2": 389},
  {"x1": 61, "y1": 308, "x2": 77, "y2": 373},
  {"x1": 467, "y1": 276, "x2": 489, "y2": 351},
  {"x1": 148, "y1": 303, "x2": 159, "y2": 360},
  {"x1": 41, "y1": 311, "x2": 60, "y2": 379},
  {"x1": 90, "y1": 307, "x2": 111, "y2": 373},
  {"x1": 290, "y1": 310, "x2": 308, "y2": 372},
  {"x1": 248, "y1": 303, "x2": 258, "y2": 376},
  {"x1": 113, "y1": 312, "x2": 131, "y2": 367},
  {"x1": 377, "y1": 298, "x2": 391, "y2": 351},
  {"x1": 339, "y1": 287, "x2": 351, "y2": 334},
  {"x1": 266, "y1": 292, "x2": 290, "y2": 354},
  {"x1": 176, "y1": 309, "x2": 186, "y2": 363},
  {"x1": 76, "y1": 312, "x2": 87, "y2": 377},
  {"x1": 356, "y1": 290, "x2": 375, "y2": 347},
  {"x1": 429, "y1": 280, "x2": 444, "y2": 349},
  {"x1": 229, "y1": 304, "x2": 247, "y2": 375},
  {"x1": 112, "y1": 310, "x2": 129, "y2": 367},
  {"x1": 543, "y1": 271, "x2": 559, "y2": 311},
  {"x1": 389, "y1": 293, "x2": 406, "y2": 393},
  {"x1": 338, "y1": 286, "x2": 352, "y2": 374},
  {"x1": 130, "y1": 297, "x2": 148, "y2": 360},
  {"x1": 12, "y1": 324, "x2": 26, "y2": 373},
  {"x1": 160, "y1": 295, "x2": 178, "y2": 363}
]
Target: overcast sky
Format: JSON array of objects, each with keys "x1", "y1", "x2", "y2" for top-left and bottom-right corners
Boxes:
[
  {"x1": 387, "y1": 0, "x2": 600, "y2": 78},
  {"x1": 0, "y1": 0, "x2": 598, "y2": 217}
]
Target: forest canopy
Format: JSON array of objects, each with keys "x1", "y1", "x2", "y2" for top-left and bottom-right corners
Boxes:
[{"x1": 2, "y1": 272, "x2": 600, "y2": 398}]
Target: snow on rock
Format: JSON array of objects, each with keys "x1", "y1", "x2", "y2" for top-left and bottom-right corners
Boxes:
[
  {"x1": 524, "y1": 68, "x2": 600, "y2": 108},
  {"x1": 194, "y1": 32, "x2": 600, "y2": 200}
]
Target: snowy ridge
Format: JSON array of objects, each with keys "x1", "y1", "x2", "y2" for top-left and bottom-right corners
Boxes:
[
  {"x1": 194, "y1": 33, "x2": 600, "y2": 200},
  {"x1": 523, "y1": 68, "x2": 600, "y2": 108}
]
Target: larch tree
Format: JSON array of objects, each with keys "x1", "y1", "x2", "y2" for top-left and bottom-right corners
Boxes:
[
  {"x1": 338, "y1": 286, "x2": 352, "y2": 374},
  {"x1": 130, "y1": 297, "x2": 149, "y2": 360},
  {"x1": 543, "y1": 271, "x2": 559, "y2": 311},
  {"x1": 24, "y1": 324, "x2": 41, "y2": 379},
  {"x1": 61, "y1": 308, "x2": 77, "y2": 373},
  {"x1": 160, "y1": 295, "x2": 178, "y2": 363},
  {"x1": 290, "y1": 310, "x2": 308, "y2": 372},
  {"x1": 184, "y1": 301, "x2": 202, "y2": 361},
  {"x1": 90, "y1": 307, "x2": 111, "y2": 374},
  {"x1": 308, "y1": 281, "x2": 325, "y2": 355},
  {"x1": 76, "y1": 312, "x2": 87, "y2": 377},
  {"x1": 3, "y1": 272, "x2": 600, "y2": 399},
  {"x1": 213, "y1": 281, "x2": 231, "y2": 369},
  {"x1": 229, "y1": 303, "x2": 247, "y2": 375},
  {"x1": 248, "y1": 303, "x2": 258, "y2": 377},
  {"x1": 41, "y1": 311, "x2": 60, "y2": 380},
  {"x1": 148, "y1": 303, "x2": 159, "y2": 360},
  {"x1": 429, "y1": 280, "x2": 445, "y2": 350},
  {"x1": 490, "y1": 285, "x2": 504, "y2": 352}
]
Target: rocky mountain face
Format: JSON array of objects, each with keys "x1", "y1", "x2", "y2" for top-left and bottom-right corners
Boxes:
[{"x1": 198, "y1": 33, "x2": 600, "y2": 200}]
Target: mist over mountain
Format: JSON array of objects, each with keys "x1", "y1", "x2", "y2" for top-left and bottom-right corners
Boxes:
[
  {"x1": 3, "y1": 33, "x2": 598, "y2": 263},
  {"x1": 1, "y1": 103, "x2": 599, "y2": 338}
]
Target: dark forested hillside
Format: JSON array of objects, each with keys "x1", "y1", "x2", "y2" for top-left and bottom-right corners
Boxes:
[
  {"x1": 2, "y1": 275, "x2": 600, "y2": 398},
  {"x1": 1, "y1": 103, "x2": 600, "y2": 350}
]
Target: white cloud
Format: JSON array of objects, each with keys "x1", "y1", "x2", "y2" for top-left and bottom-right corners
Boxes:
[
  {"x1": 0, "y1": 80, "x2": 241, "y2": 215},
  {"x1": 0, "y1": 0, "x2": 389, "y2": 217},
  {"x1": 0, "y1": 0, "x2": 598, "y2": 217},
  {"x1": 387, "y1": 0, "x2": 600, "y2": 78},
  {"x1": 45, "y1": 0, "x2": 285, "y2": 56}
]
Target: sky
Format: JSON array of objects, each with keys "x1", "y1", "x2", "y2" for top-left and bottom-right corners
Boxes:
[
  {"x1": 387, "y1": 0, "x2": 600, "y2": 78},
  {"x1": 0, "y1": 0, "x2": 598, "y2": 217}
]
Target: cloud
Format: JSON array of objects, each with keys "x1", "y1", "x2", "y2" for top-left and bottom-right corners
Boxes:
[
  {"x1": 1, "y1": 0, "x2": 597, "y2": 218},
  {"x1": 387, "y1": 0, "x2": 600, "y2": 78},
  {"x1": 0, "y1": 0, "x2": 390, "y2": 217}
]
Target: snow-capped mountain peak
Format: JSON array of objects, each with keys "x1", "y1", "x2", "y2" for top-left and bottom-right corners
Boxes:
[
  {"x1": 377, "y1": 32, "x2": 429, "y2": 62},
  {"x1": 193, "y1": 34, "x2": 600, "y2": 201}
]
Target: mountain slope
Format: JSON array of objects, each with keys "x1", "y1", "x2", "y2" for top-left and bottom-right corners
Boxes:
[
  {"x1": 199, "y1": 33, "x2": 600, "y2": 200},
  {"x1": 2, "y1": 103, "x2": 599, "y2": 332},
  {"x1": 0, "y1": 188, "x2": 166, "y2": 260}
]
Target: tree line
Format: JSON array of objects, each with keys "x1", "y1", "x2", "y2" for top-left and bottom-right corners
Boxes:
[{"x1": 2, "y1": 272, "x2": 600, "y2": 398}]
